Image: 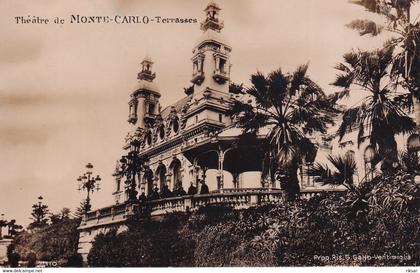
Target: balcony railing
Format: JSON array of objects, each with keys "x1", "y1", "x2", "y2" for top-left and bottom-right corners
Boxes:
[{"x1": 79, "y1": 188, "x2": 346, "y2": 229}]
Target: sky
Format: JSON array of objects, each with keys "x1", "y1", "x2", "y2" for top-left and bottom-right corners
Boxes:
[{"x1": 0, "y1": 0, "x2": 416, "y2": 227}]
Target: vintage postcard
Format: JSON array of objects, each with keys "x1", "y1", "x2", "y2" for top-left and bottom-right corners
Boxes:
[{"x1": 0, "y1": 0, "x2": 419, "y2": 271}]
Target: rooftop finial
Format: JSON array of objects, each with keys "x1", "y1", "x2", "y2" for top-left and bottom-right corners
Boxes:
[
  {"x1": 138, "y1": 56, "x2": 156, "y2": 82},
  {"x1": 201, "y1": 1, "x2": 224, "y2": 32}
]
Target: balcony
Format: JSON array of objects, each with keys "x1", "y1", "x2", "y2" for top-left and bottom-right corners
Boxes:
[
  {"x1": 191, "y1": 71, "x2": 205, "y2": 85},
  {"x1": 213, "y1": 70, "x2": 229, "y2": 84},
  {"x1": 127, "y1": 114, "x2": 137, "y2": 124}
]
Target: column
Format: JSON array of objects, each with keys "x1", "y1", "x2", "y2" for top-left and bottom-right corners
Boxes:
[
  {"x1": 217, "y1": 149, "x2": 225, "y2": 190},
  {"x1": 166, "y1": 173, "x2": 172, "y2": 190},
  {"x1": 192, "y1": 159, "x2": 200, "y2": 189},
  {"x1": 215, "y1": 56, "x2": 220, "y2": 73},
  {"x1": 232, "y1": 172, "x2": 239, "y2": 189}
]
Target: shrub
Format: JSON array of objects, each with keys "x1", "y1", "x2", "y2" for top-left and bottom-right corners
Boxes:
[
  {"x1": 88, "y1": 213, "x2": 195, "y2": 267},
  {"x1": 66, "y1": 253, "x2": 84, "y2": 267}
]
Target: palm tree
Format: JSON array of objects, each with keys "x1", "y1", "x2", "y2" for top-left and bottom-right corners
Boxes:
[
  {"x1": 332, "y1": 47, "x2": 416, "y2": 173},
  {"x1": 231, "y1": 64, "x2": 338, "y2": 200},
  {"x1": 308, "y1": 154, "x2": 357, "y2": 191},
  {"x1": 346, "y1": 0, "x2": 420, "y2": 126}
]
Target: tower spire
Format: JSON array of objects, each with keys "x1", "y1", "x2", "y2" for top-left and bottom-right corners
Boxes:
[
  {"x1": 128, "y1": 56, "x2": 160, "y2": 126},
  {"x1": 191, "y1": 1, "x2": 231, "y2": 93}
]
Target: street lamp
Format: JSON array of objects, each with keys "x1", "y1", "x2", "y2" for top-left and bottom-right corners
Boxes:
[
  {"x1": 120, "y1": 139, "x2": 144, "y2": 203},
  {"x1": 77, "y1": 163, "x2": 101, "y2": 212}
]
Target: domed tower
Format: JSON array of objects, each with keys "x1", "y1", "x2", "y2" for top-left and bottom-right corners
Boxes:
[
  {"x1": 191, "y1": 1, "x2": 231, "y2": 94},
  {"x1": 128, "y1": 56, "x2": 161, "y2": 128}
]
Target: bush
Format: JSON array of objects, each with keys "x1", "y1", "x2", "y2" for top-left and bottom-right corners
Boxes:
[
  {"x1": 88, "y1": 213, "x2": 195, "y2": 267},
  {"x1": 66, "y1": 253, "x2": 84, "y2": 267}
]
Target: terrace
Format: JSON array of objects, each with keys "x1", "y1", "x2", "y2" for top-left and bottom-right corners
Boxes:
[{"x1": 78, "y1": 187, "x2": 345, "y2": 230}]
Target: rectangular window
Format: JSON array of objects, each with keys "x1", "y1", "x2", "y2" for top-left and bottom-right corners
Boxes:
[
  {"x1": 218, "y1": 114, "x2": 222, "y2": 122},
  {"x1": 195, "y1": 115, "x2": 198, "y2": 123},
  {"x1": 219, "y1": 59, "x2": 226, "y2": 73},
  {"x1": 148, "y1": 103, "x2": 155, "y2": 115},
  {"x1": 116, "y1": 179, "x2": 121, "y2": 192}
]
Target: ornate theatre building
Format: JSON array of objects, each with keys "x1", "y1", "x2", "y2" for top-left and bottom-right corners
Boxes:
[{"x1": 112, "y1": 1, "x2": 268, "y2": 204}]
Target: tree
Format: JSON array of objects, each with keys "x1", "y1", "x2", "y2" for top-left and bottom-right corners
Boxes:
[
  {"x1": 332, "y1": 47, "x2": 416, "y2": 172},
  {"x1": 346, "y1": 0, "x2": 420, "y2": 125},
  {"x1": 29, "y1": 196, "x2": 49, "y2": 229},
  {"x1": 7, "y1": 219, "x2": 23, "y2": 238},
  {"x1": 231, "y1": 65, "x2": 338, "y2": 200},
  {"x1": 74, "y1": 201, "x2": 89, "y2": 218},
  {"x1": 50, "y1": 208, "x2": 72, "y2": 224}
]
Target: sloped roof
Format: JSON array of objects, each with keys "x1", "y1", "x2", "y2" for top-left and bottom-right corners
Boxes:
[
  {"x1": 195, "y1": 29, "x2": 230, "y2": 48},
  {"x1": 160, "y1": 96, "x2": 190, "y2": 119},
  {"x1": 134, "y1": 79, "x2": 160, "y2": 95}
]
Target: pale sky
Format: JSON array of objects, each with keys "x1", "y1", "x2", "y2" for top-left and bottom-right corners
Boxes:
[{"x1": 0, "y1": 0, "x2": 415, "y2": 227}]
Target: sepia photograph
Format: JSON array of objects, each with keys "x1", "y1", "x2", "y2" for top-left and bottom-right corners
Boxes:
[{"x1": 0, "y1": 0, "x2": 419, "y2": 270}]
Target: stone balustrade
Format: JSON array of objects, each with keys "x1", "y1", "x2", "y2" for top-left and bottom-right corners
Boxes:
[{"x1": 79, "y1": 188, "x2": 346, "y2": 230}]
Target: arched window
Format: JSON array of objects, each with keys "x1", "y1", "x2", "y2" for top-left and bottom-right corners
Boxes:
[
  {"x1": 170, "y1": 159, "x2": 182, "y2": 190},
  {"x1": 159, "y1": 127, "x2": 165, "y2": 140},
  {"x1": 173, "y1": 119, "x2": 179, "y2": 134},
  {"x1": 144, "y1": 168, "x2": 154, "y2": 196},
  {"x1": 156, "y1": 164, "x2": 167, "y2": 189},
  {"x1": 146, "y1": 134, "x2": 152, "y2": 146}
]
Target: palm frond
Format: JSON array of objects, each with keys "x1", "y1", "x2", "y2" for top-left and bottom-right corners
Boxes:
[
  {"x1": 350, "y1": 0, "x2": 381, "y2": 13},
  {"x1": 346, "y1": 19, "x2": 384, "y2": 36},
  {"x1": 338, "y1": 108, "x2": 360, "y2": 140},
  {"x1": 267, "y1": 69, "x2": 289, "y2": 105},
  {"x1": 289, "y1": 63, "x2": 309, "y2": 95},
  {"x1": 308, "y1": 163, "x2": 333, "y2": 183}
]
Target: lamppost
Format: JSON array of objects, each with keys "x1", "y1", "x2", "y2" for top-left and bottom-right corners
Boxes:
[
  {"x1": 77, "y1": 163, "x2": 101, "y2": 212},
  {"x1": 120, "y1": 139, "x2": 144, "y2": 203}
]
